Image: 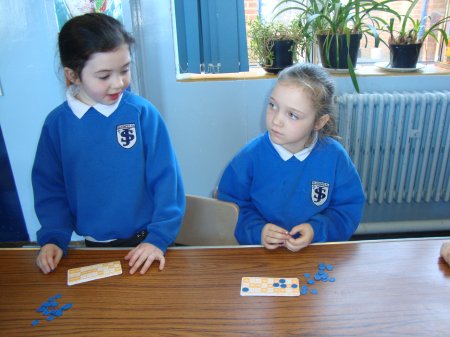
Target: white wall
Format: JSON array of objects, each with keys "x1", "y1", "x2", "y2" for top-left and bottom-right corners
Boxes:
[{"x1": 0, "y1": 0, "x2": 449, "y2": 241}]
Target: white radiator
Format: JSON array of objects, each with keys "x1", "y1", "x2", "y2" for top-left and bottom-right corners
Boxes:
[{"x1": 337, "y1": 91, "x2": 450, "y2": 205}]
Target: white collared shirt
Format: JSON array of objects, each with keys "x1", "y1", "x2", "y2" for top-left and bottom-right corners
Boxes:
[
  {"x1": 269, "y1": 132, "x2": 318, "y2": 162},
  {"x1": 66, "y1": 85, "x2": 123, "y2": 119}
]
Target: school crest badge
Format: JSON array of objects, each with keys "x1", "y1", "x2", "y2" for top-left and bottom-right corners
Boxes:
[
  {"x1": 116, "y1": 124, "x2": 136, "y2": 149},
  {"x1": 311, "y1": 181, "x2": 329, "y2": 206}
]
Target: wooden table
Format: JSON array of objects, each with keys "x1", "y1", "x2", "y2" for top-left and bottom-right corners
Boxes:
[{"x1": 0, "y1": 238, "x2": 449, "y2": 336}]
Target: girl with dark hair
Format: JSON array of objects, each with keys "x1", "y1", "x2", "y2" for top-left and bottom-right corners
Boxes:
[{"x1": 33, "y1": 13, "x2": 185, "y2": 275}]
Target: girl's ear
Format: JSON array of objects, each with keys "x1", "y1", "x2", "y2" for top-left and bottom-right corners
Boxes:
[
  {"x1": 314, "y1": 114, "x2": 330, "y2": 131},
  {"x1": 64, "y1": 67, "x2": 80, "y2": 85}
]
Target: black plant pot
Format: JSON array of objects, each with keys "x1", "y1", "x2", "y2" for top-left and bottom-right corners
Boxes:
[
  {"x1": 317, "y1": 34, "x2": 362, "y2": 69},
  {"x1": 389, "y1": 43, "x2": 422, "y2": 68},
  {"x1": 262, "y1": 40, "x2": 294, "y2": 75}
]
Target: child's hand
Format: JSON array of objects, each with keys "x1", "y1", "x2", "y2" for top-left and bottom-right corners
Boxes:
[
  {"x1": 124, "y1": 242, "x2": 165, "y2": 275},
  {"x1": 36, "y1": 244, "x2": 63, "y2": 274},
  {"x1": 261, "y1": 223, "x2": 291, "y2": 250},
  {"x1": 284, "y1": 223, "x2": 314, "y2": 252},
  {"x1": 441, "y1": 241, "x2": 450, "y2": 266}
]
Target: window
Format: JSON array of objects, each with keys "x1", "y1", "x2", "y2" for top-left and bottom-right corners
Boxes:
[
  {"x1": 249, "y1": 0, "x2": 450, "y2": 64},
  {"x1": 173, "y1": 0, "x2": 249, "y2": 74},
  {"x1": 172, "y1": 0, "x2": 450, "y2": 76}
]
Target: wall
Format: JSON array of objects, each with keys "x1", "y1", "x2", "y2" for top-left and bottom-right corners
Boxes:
[{"x1": 0, "y1": 0, "x2": 449, "y2": 241}]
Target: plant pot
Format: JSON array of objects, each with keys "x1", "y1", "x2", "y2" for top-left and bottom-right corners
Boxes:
[
  {"x1": 262, "y1": 40, "x2": 294, "y2": 74},
  {"x1": 389, "y1": 43, "x2": 422, "y2": 68},
  {"x1": 317, "y1": 34, "x2": 362, "y2": 69}
]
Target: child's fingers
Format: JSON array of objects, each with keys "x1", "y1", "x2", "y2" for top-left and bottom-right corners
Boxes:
[
  {"x1": 125, "y1": 245, "x2": 143, "y2": 266},
  {"x1": 285, "y1": 236, "x2": 309, "y2": 252},
  {"x1": 264, "y1": 233, "x2": 285, "y2": 245},
  {"x1": 36, "y1": 256, "x2": 50, "y2": 274},
  {"x1": 128, "y1": 252, "x2": 147, "y2": 275},
  {"x1": 268, "y1": 224, "x2": 289, "y2": 235},
  {"x1": 261, "y1": 223, "x2": 290, "y2": 249},
  {"x1": 127, "y1": 244, "x2": 165, "y2": 274},
  {"x1": 37, "y1": 245, "x2": 62, "y2": 274},
  {"x1": 49, "y1": 249, "x2": 63, "y2": 271},
  {"x1": 124, "y1": 247, "x2": 136, "y2": 261},
  {"x1": 441, "y1": 242, "x2": 450, "y2": 265},
  {"x1": 264, "y1": 242, "x2": 282, "y2": 250},
  {"x1": 157, "y1": 255, "x2": 166, "y2": 271},
  {"x1": 262, "y1": 233, "x2": 286, "y2": 250},
  {"x1": 265, "y1": 224, "x2": 290, "y2": 240},
  {"x1": 38, "y1": 255, "x2": 54, "y2": 274},
  {"x1": 138, "y1": 256, "x2": 154, "y2": 275},
  {"x1": 139, "y1": 254, "x2": 165, "y2": 274}
]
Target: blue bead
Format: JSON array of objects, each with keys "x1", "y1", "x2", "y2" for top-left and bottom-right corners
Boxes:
[
  {"x1": 280, "y1": 283, "x2": 287, "y2": 288},
  {"x1": 273, "y1": 282, "x2": 279, "y2": 287},
  {"x1": 31, "y1": 320, "x2": 40, "y2": 327},
  {"x1": 307, "y1": 279, "x2": 315, "y2": 285},
  {"x1": 46, "y1": 315, "x2": 55, "y2": 321},
  {"x1": 329, "y1": 277, "x2": 335, "y2": 282},
  {"x1": 61, "y1": 303, "x2": 73, "y2": 311},
  {"x1": 48, "y1": 294, "x2": 62, "y2": 301},
  {"x1": 279, "y1": 279, "x2": 286, "y2": 283},
  {"x1": 326, "y1": 264, "x2": 334, "y2": 271},
  {"x1": 242, "y1": 287, "x2": 249, "y2": 292},
  {"x1": 303, "y1": 273, "x2": 311, "y2": 278},
  {"x1": 291, "y1": 284, "x2": 298, "y2": 288},
  {"x1": 310, "y1": 289, "x2": 318, "y2": 295}
]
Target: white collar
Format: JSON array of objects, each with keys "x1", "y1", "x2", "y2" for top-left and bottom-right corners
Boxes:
[
  {"x1": 66, "y1": 85, "x2": 123, "y2": 119},
  {"x1": 269, "y1": 132, "x2": 318, "y2": 162}
]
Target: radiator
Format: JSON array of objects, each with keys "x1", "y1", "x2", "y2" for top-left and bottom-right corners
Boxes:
[{"x1": 336, "y1": 91, "x2": 450, "y2": 205}]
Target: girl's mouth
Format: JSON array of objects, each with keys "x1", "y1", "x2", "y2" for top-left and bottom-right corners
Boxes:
[
  {"x1": 109, "y1": 92, "x2": 121, "y2": 100},
  {"x1": 270, "y1": 129, "x2": 282, "y2": 137}
]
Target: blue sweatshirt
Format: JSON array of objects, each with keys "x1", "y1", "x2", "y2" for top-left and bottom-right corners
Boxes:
[
  {"x1": 32, "y1": 90, "x2": 185, "y2": 253},
  {"x1": 217, "y1": 132, "x2": 365, "y2": 245}
]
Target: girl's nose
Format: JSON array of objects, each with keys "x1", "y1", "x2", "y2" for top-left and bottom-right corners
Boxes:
[
  {"x1": 112, "y1": 75, "x2": 124, "y2": 89},
  {"x1": 272, "y1": 112, "x2": 283, "y2": 126}
]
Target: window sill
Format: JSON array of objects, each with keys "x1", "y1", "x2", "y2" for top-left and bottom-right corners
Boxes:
[{"x1": 176, "y1": 62, "x2": 450, "y2": 82}]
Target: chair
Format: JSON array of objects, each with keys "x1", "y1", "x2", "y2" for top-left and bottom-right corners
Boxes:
[{"x1": 176, "y1": 194, "x2": 239, "y2": 246}]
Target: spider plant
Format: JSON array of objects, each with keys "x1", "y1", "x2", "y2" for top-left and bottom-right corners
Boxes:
[
  {"x1": 274, "y1": 0, "x2": 402, "y2": 92},
  {"x1": 386, "y1": 0, "x2": 449, "y2": 46}
]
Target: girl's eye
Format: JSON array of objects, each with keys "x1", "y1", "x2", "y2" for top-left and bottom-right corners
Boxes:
[
  {"x1": 98, "y1": 75, "x2": 110, "y2": 80},
  {"x1": 288, "y1": 112, "x2": 299, "y2": 120},
  {"x1": 121, "y1": 68, "x2": 130, "y2": 75},
  {"x1": 268, "y1": 102, "x2": 277, "y2": 110}
]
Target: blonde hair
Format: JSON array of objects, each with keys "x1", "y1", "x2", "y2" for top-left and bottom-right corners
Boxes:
[{"x1": 277, "y1": 63, "x2": 338, "y2": 139}]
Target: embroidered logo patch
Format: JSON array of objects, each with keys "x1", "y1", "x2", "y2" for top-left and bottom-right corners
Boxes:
[
  {"x1": 116, "y1": 124, "x2": 136, "y2": 149},
  {"x1": 311, "y1": 181, "x2": 329, "y2": 206}
]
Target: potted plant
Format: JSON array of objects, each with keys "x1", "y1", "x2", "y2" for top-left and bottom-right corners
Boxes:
[
  {"x1": 247, "y1": 17, "x2": 306, "y2": 74},
  {"x1": 386, "y1": 0, "x2": 450, "y2": 68},
  {"x1": 274, "y1": 0, "x2": 401, "y2": 92}
]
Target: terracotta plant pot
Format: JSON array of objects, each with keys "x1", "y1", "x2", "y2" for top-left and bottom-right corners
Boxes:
[
  {"x1": 389, "y1": 43, "x2": 422, "y2": 68},
  {"x1": 317, "y1": 34, "x2": 362, "y2": 69}
]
